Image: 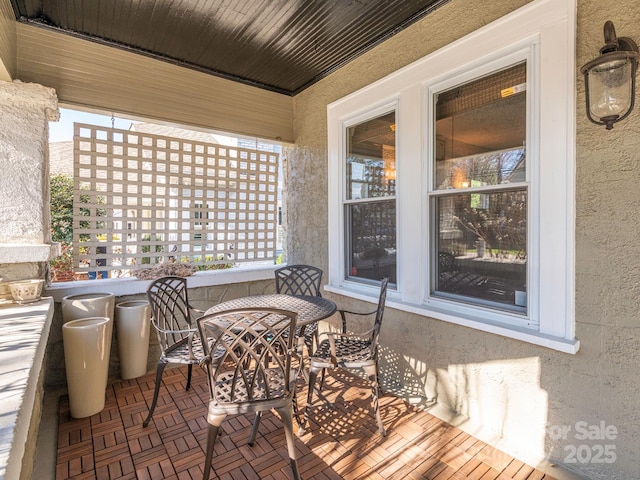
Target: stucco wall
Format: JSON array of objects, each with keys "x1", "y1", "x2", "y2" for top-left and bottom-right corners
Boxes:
[
  {"x1": 0, "y1": 80, "x2": 57, "y2": 246},
  {"x1": 289, "y1": 0, "x2": 640, "y2": 479},
  {"x1": 0, "y1": 80, "x2": 58, "y2": 288}
]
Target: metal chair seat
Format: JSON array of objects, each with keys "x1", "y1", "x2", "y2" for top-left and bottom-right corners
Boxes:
[
  {"x1": 161, "y1": 334, "x2": 203, "y2": 363},
  {"x1": 210, "y1": 368, "x2": 288, "y2": 406},
  {"x1": 311, "y1": 336, "x2": 374, "y2": 367}
]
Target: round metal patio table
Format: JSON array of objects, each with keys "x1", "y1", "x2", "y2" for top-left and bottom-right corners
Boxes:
[{"x1": 204, "y1": 294, "x2": 337, "y2": 326}]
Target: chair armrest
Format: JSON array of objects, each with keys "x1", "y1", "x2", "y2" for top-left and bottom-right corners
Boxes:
[
  {"x1": 189, "y1": 306, "x2": 206, "y2": 316},
  {"x1": 150, "y1": 318, "x2": 198, "y2": 335},
  {"x1": 338, "y1": 309, "x2": 377, "y2": 334},
  {"x1": 317, "y1": 330, "x2": 373, "y2": 344}
]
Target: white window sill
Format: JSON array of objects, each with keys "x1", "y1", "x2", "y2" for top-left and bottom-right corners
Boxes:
[
  {"x1": 325, "y1": 284, "x2": 580, "y2": 354},
  {"x1": 44, "y1": 265, "x2": 279, "y2": 302}
]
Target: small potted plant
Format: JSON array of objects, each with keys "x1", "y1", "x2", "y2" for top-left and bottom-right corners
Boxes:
[{"x1": 50, "y1": 243, "x2": 77, "y2": 282}]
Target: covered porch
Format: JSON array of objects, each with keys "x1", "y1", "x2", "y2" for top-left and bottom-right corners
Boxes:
[{"x1": 2, "y1": 0, "x2": 640, "y2": 478}]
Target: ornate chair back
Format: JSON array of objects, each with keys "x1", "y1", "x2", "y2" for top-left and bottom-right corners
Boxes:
[
  {"x1": 275, "y1": 264, "x2": 323, "y2": 297},
  {"x1": 197, "y1": 308, "x2": 301, "y2": 480}
]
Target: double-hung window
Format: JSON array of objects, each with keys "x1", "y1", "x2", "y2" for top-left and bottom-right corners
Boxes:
[
  {"x1": 429, "y1": 61, "x2": 528, "y2": 317},
  {"x1": 344, "y1": 109, "x2": 397, "y2": 285},
  {"x1": 327, "y1": 0, "x2": 577, "y2": 352}
]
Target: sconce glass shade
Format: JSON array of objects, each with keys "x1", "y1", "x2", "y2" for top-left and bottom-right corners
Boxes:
[
  {"x1": 587, "y1": 54, "x2": 634, "y2": 118},
  {"x1": 580, "y1": 21, "x2": 639, "y2": 130}
]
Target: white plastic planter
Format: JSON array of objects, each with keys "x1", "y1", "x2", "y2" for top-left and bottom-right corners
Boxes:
[
  {"x1": 62, "y1": 317, "x2": 111, "y2": 418},
  {"x1": 61, "y1": 292, "x2": 115, "y2": 324},
  {"x1": 61, "y1": 292, "x2": 115, "y2": 378},
  {"x1": 115, "y1": 301, "x2": 151, "y2": 380}
]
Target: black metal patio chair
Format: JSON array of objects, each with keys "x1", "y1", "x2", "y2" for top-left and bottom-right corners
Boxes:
[
  {"x1": 143, "y1": 276, "x2": 204, "y2": 427},
  {"x1": 275, "y1": 264, "x2": 324, "y2": 355},
  {"x1": 197, "y1": 308, "x2": 301, "y2": 480},
  {"x1": 438, "y1": 251, "x2": 488, "y2": 295},
  {"x1": 306, "y1": 278, "x2": 389, "y2": 436}
]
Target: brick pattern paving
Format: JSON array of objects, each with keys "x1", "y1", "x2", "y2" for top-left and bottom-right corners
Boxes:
[{"x1": 56, "y1": 366, "x2": 558, "y2": 479}]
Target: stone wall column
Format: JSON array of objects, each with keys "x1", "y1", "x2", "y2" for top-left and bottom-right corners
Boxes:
[{"x1": 0, "y1": 79, "x2": 59, "y2": 286}]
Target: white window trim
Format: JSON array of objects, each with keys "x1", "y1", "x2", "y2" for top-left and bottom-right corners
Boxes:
[{"x1": 327, "y1": 0, "x2": 578, "y2": 353}]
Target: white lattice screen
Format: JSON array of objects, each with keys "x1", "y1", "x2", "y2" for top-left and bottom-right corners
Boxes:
[{"x1": 73, "y1": 123, "x2": 279, "y2": 277}]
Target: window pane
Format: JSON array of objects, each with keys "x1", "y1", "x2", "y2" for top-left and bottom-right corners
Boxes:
[
  {"x1": 434, "y1": 190, "x2": 527, "y2": 310},
  {"x1": 346, "y1": 112, "x2": 396, "y2": 200},
  {"x1": 435, "y1": 146, "x2": 525, "y2": 191},
  {"x1": 435, "y1": 62, "x2": 526, "y2": 189},
  {"x1": 346, "y1": 200, "x2": 396, "y2": 283}
]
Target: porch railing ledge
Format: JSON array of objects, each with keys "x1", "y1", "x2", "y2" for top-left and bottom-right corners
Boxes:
[
  {"x1": 0, "y1": 297, "x2": 54, "y2": 480},
  {"x1": 44, "y1": 264, "x2": 279, "y2": 302}
]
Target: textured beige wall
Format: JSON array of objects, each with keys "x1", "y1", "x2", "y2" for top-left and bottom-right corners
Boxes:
[{"x1": 290, "y1": 0, "x2": 640, "y2": 479}]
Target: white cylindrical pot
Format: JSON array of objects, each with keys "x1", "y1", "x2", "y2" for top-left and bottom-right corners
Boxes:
[
  {"x1": 61, "y1": 292, "x2": 115, "y2": 323},
  {"x1": 62, "y1": 317, "x2": 111, "y2": 418},
  {"x1": 115, "y1": 301, "x2": 151, "y2": 380},
  {"x1": 61, "y1": 293, "x2": 115, "y2": 378}
]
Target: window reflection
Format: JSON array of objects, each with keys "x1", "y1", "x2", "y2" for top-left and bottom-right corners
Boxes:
[
  {"x1": 435, "y1": 190, "x2": 527, "y2": 309},
  {"x1": 435, "y1": 146, "x2": 525, "y2": 190},
  {"x1": 435, "y1": 62, "x2": 526, "y2": 170},
  {"x1": 346, "y1": 201, "x2": 396, "y2": 283},
  {"x1": 346, "y1": 112, "x2": 396, "y2": 200}
]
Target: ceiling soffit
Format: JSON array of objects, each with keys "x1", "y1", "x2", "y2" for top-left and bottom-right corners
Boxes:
[{"x1": 10, "y1": 0, "x2": 451, "y2": 96}]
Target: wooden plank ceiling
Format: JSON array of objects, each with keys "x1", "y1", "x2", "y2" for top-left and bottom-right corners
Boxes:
[{"x1": 10, "y1": 0, "x2": 450, "y2": 96}]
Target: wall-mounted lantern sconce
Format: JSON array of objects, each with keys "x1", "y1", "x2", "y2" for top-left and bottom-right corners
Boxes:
[{"x1": 580, "y1": 21, "x2": 639, "y2": 129}]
